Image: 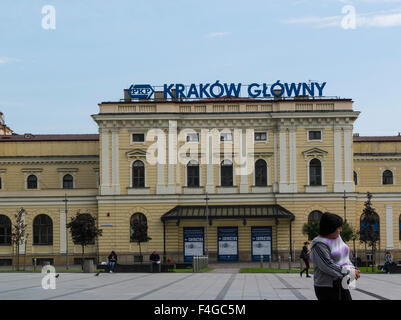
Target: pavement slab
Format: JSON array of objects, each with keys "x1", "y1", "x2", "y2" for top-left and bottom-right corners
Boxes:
[{"x1": 0, "y1": 272, "x2": 399, "y2": 300}]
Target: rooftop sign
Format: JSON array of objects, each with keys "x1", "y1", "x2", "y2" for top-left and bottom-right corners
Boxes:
[{"x1": 128, "y1": 81, "x2": 327, "y2": 100}]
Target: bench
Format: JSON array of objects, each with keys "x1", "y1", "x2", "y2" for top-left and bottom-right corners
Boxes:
[
  {"x1": 378, "y1": 263, "x2": 401, "y2": 274},
  {"x1": 97, "y1": 263, "x2": 175, "y2": 273}
]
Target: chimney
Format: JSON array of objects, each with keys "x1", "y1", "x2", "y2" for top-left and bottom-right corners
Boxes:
[
  {"x1": 124, "y1": 89, "x2": 132, "y2": 102},
  {"x1": 154, "y1": 91, "x2": 166, "y2": 101},
  {"x1": 273, "y1": 89, "x2": 283, "y2": 100}
]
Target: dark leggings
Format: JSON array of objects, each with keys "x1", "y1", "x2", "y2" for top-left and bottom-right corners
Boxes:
[
  {"x1": 301, "y1": 258, "x2": 310, "y2": 274},
  {"x1": 314, "y1": 280, "x2": 352, "y2": 301}
]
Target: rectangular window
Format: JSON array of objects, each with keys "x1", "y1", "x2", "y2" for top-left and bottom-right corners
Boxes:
[
  {"x1": 220, "y1": 133, "x2": 233, "y2": 142},
  {"x1": 308, "y1": 130, "x2": 322, "y2": 141},
  {"x1": 255, "y1": 132, "x2": 267, "y2": 141},
  {"x1": 186, "y1": 133, "x2": 199, "y2": 142},
  {"x1": 132, "y1": 133, "x2": 145, "y2": 142}
]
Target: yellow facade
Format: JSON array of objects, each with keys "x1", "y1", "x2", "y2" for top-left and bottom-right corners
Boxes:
[{"x1": 0, "y1": 98, "x2": 400, "y2": 265}]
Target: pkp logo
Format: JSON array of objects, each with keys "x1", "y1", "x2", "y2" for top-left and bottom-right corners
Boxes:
[{"x1": 128, "y1": 84, "x2": 154, "y2": 99}]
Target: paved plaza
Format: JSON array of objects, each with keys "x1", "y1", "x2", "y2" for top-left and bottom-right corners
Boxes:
[{"x1": 0, "y1": 268, "x2": 400, "y2": 300}]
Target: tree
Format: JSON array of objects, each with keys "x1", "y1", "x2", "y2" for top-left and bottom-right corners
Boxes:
[
  {"x1": 341, "y1": 220, "x2": 358, "y2": 243},
  {"x1": 10, "y1": 208, "x2": 28, "y2": 271},
  {"x1": 302, "y1": 221, "x2": 319, "y2": 241},
  {"x1": 67, "y1": 212, "x2": 102, "y2": 269},
  {"x1": 358, "y1": 192, "x2": 380, "y2": 272},
  {"x1": 131, "y1": 217, "x2": 151, "y2": 263}
]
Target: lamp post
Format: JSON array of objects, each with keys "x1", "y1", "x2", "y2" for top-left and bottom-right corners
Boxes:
[
  {"x1": 204, "y1": 192, "x2": 210, "y2": 258},
  {"x1": 63, "y1": 194, "x2": 69, "y2": 270}
]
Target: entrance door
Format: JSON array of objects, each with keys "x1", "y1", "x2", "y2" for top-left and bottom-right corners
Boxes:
[
  {"x1": 251, "y1": 226, "x2": 272, "y2": 262},
  {"x1": 217, "y1": 227, "x2": 238, "y2": 262}
]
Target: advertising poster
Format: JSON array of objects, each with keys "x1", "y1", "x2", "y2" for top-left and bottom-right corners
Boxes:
[
  {"x1": 218, "y1": 227, "x2": 238, "y2": 261},
  {"x1": 251, "y1": 227, "x2": 272, "y2": 262},
  {"x1": 183, "y1": 227, "x2": 204, "y2": 262}
]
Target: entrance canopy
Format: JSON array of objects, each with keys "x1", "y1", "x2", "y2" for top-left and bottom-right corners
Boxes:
[{"x1": 161, "y1": 204, "x2": 295, "y2": 222}]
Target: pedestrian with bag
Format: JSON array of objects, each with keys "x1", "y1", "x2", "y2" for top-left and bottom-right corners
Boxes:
[
  {"x1": 300, "y1": 241, "x2": 311, "y2": 278},
  {"x1": 310, "y1": 212, "x2": 360, "y2": 300},
  {"x1": 383, "y1": 251, "x2": 393, "y2": 274}
]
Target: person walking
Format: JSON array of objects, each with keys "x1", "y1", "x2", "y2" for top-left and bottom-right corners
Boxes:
[
  {"x1": 383, "y1": 251, "x2": 393, "y2": 274},
  {"x1": 300, "y1": 241, "x2": 311, "y2": 278},
  {"x1": 149, "y1": 251, "x2": 160, "y2": 273},
  {"x1": 108, "y1": 251, "x2": 118, "y2": 273},
  {"x1": 310, "y1": 212, "x2": 360, "y2": 300}
]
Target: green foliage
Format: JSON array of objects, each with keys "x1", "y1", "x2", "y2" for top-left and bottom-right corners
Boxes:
[
  {"x1": 341, "y1": 220, "x2": 358, "y2": 243},
  {"x1": 131, "y1": 218, "x2": 151, "y2": 244},
  {"x1": 302, "y1": 221, "x2": 319, "y2": 240},
  {"x1": 67, "y1": 212, "x2": 102, "y2": 267},
  {"x1": 10, "y1": 208, "x2": 28, "y2": 271},
  {"x1": 358, "y1": 192, "x2": 380, "y2": 246},
  {"x1": 67, "y1": 212, "x2": 102, "y2": 247},
  {"x1": 130, "y1": 217, "x2": 152, "y2": 263},
  {"x1": 358, "y1": 192, "x2": 380, "y2": 271}
]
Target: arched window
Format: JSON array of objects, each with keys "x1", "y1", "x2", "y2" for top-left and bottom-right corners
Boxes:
[
  {"x1": 309, "y1": 158, "x2": 322, "y2": 186},
  {"x1": 33, "y1": 214, "x2": 53, "y2": 245},
  {"x1": 255, "y1": 159, "x2": 267, "y2": 186},
  {"x1": 308, "y1": 210, "x2": 323, "y2": 223},
  {"x1": 221, "y1": 160, "x2": 233, "y2": 187},
  {"x1": 0, "y1": 215, "x2": 11, "y2": 245},
  {"x1": 63, "y1": 174, "x2": 74, "y2": 189},
  {"x1": 382, "y1": 170, "x2": 393, "y2": 185},
  {"x1": 132, "y1": 160, "x2": 145, "y2": 187},
  {"x1": 360, "y1": 212, "x2": 380, "y2": 238},
  {"x1": 130, "y1": 213, "x2": 148, "y2": 242},
  {"x1": 27, "y1": 175, "x2": 38, "y2": 189},
  {"x1": 354, "y1": 171, "x2": 358, "y2": 185},
  {"x1": 187, "y1": 160, "x2": 200, "y2": 187}
]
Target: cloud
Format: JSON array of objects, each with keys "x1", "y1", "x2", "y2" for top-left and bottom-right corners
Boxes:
[
  {"x1": 358, "y1": 12, "x2": 401, "y2": 27},
  {"x1": 205, "y1": 32, "x2": 231, "y2": 38},
  {"x1": 283, "y1": 8, "x2": 401, "y2": 28},
  {"x1": 0, "y1": 56, "x2": 21, "y2": 65}
]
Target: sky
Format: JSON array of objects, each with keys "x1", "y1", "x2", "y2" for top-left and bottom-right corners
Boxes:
[{"x1": 0, "y1": 0, "x2": 400, "y2": 135}]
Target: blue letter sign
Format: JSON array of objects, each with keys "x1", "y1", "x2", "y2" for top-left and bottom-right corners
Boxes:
[{"x1": 128, "y1": 84, "x2": 154, "y2": 99}]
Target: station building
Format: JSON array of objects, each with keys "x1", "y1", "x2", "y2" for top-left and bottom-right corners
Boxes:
[{"x1": 0, "y1": 96, "x2": 400, "y2": 266}]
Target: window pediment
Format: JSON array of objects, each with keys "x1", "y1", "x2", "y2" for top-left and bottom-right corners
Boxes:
[
  {"x1": 126, "y1": 149, "x2": 147, "y2": 159},
  {"x1": 302, "y1": 148, "x2": 328, "y2": 161}
]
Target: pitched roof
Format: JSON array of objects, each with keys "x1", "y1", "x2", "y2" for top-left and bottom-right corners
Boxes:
[
  {"x1": 0, "y1": 134, "x2": 99, "y2": 142},
  {"x1": 353, "y1": 135, "x2": 401, "y2": 142}
]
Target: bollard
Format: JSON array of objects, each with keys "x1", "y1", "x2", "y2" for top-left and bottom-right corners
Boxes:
[
  {"x1": 278, "y1": 256, "x2": 281, "y2": 269},
  {"x1": 33, "y1": 258, "x2": 37, "y2": 271},
  {"x1": 268, "y1": 257, "x2": 271, "y2": 269},
  {"x1": 288, "y1": 256, "x2": 291, "y2": 270},
  {"x1": 260, "y1": 255, "x2": 263, "y2": 268},
  {"x1": 194, "y1": 256, "x2": 198, "y2": 273}
]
